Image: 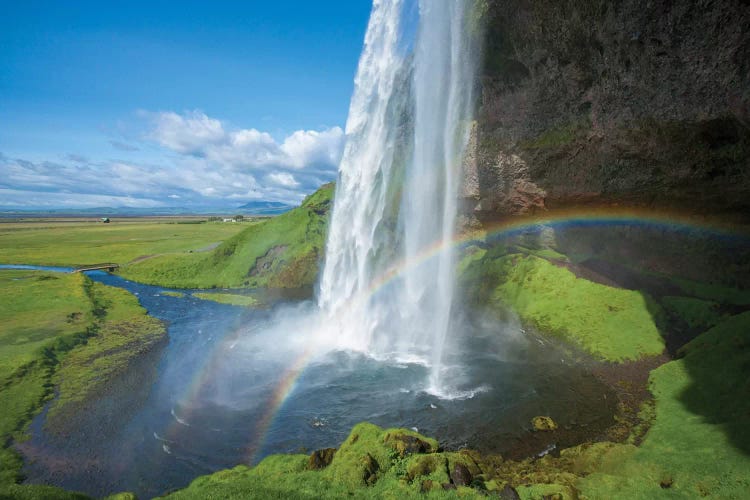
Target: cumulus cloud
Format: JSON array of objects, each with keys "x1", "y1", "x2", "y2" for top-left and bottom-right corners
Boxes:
[
  {"x1": 267, "y1": 172, "x2": 300, "y2": 188},
  {"x1": 145, "y1": 110, "x2": 344, "y2": 171},
  {"x1": 0, "y1": 110, "x2": 344, "y2": 209}
]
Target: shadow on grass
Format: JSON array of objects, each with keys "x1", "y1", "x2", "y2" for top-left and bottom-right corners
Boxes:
[{"x1": 470, "y1": 220, "x2": 750, "y2": 458}]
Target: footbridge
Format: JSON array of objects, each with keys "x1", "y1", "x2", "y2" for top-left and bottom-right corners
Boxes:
[{"x1": 72, "y1": 263, "x2": 120, "y2": 273}]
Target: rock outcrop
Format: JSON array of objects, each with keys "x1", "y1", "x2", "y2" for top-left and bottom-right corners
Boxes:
[{"x1": 473, "y1": 0, "x2": 750, "y2": 218}]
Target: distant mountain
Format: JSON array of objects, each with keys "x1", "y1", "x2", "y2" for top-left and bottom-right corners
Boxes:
[
  {"x1": 236, "y1": 201, "x2": 294, "y2": 215},
  {"x1": 0, "y1": 201, "x2": 295, "y2": 217},
  {"x1": 0, "y1": 205, "x2": 280, "y2": 217}
]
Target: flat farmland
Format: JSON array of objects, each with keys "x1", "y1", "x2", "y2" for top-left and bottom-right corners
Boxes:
[{"x1": 0, "y1": 217, "x2": 255, "y2": 266}]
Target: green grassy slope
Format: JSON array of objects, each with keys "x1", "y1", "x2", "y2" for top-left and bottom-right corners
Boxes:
[
  {"x1": 460, "y1": 247, "x2": 665, "y2": 362},
  {"x1": 119, "y1": 183, "x2": 334, "y2": 289},
  {"x1": 574, "y1": 312, "x2": 750, "y2": 498},
  {"x1": 0, "y1": 270, "x2": 165, "y2": 495}
]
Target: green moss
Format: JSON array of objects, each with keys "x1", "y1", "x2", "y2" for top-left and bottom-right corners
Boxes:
[
  {"x1": 517, "y1": 483, "x2": 577, "y2": 500},
  {"x1": 0, "y1": 483, "x2": 91, "y2": 499},
  {"x1": 120, "y1": 183, "x2": 334, "y2": 289},
  {"x1": 160, "y1": 291, "x2": 185, "y2": 298},
  {"x1": 520, "y1": 118, "x2": 591, "y2": 150},
  {"x1": 192, "y1": 292, "x2": 259, "y2": 307},
  {"x1": 660, "y1": 296, "x2": 726, "y2": 331},
  {"x1": 164, "y1": 423, "x2": 484, "y2": 499},
  {"x1": 462, "y1": 252, "x2": 665, "y2": 361},
  {"x1": 670, "y1": 277, "x2": 750, "y2": 306},
  {"x1": 575, "y1": 313, "x2": 750, "y2": 498},
  {"x1": 531, "y1": 416, "x2": 558, "y2": 431}
]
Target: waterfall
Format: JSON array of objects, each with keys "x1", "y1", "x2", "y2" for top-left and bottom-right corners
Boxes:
[{"x1": 318, "y1": 0, "x2": 479, "y2": 395}]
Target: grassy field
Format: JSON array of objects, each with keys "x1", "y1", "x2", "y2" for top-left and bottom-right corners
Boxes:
[
  {"x1": 0, "y1": 269, "x2": 165, "y2": 494},
  {"x1": 192, "y1": 292, "x2": 259, "y2": 307},
  {"x1": 0, "y1": 218, "x2": 249, "y2": 267},
  {"x1": 119, "y1": 183, "x2": 334, "y2": 289}
]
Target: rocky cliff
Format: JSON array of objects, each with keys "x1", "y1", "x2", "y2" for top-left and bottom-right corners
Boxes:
[{"x1": 464, "y1": 0, "x2": 750, "y2": 218}]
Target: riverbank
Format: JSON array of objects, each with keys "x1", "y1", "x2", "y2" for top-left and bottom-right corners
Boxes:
[{"x1": 0, "y1": 268, "x2": 166, "y2": 498}]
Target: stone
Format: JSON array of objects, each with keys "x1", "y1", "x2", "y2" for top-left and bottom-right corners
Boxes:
[
  {"x1": 450, "y1": 463, "x2": 473, "y2": 486},
  {"x1": 307, "y1": 448, "x2": 336, "y2": 470},
  {"x1": 532, "y1": 416, "x2": 558, "y2": 431},
  {"x1": 498, "y1": 484, "x2": 522, "y2": 500},
  {"x1": 383, "y1": 432, "x2": 437, "y2": 457}
]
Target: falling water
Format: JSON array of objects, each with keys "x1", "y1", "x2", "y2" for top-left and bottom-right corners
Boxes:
[{"x1": 318, "y1": 0, "x2": 480, "y2": 395}]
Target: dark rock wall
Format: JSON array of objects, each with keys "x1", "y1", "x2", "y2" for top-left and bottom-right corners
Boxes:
[{"x1": 470, "y1": 0, "x2": 750, "y2": 217}]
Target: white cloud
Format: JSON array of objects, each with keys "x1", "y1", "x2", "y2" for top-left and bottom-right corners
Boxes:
[
  {"x1": 146, "y1": 110, "x2": 344, "y2": 171},
  {"x1": 149, "y1": 110, "x2": 226, "y2": 154},
  {"x1": 0, "y1": 188, "x2": 162, "y2": 208},
  {"x1": 0, "y1": 110, "x2": 344, "y2": 208},
  {"x1": 280, "y1": 128, "x2": 345, "y2": 169},
  {"x1": 267, "y1": 172, "x2": 300, "y2": 188}
]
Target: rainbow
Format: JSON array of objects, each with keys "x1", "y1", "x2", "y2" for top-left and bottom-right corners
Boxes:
[
  {"x1": 360, "y1": 206, "x2": 748, "y2": 302},
  {"x1": 245, "y1": 347, "x2": 317, "y2": 463},
  {"x1": 181, "y1": 207, "x2": 749, "y2": 465}
]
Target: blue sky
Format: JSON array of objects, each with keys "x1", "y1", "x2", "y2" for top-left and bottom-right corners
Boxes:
[{"x1": 0, "y1": 1, "x2": 372, "y2": 208}]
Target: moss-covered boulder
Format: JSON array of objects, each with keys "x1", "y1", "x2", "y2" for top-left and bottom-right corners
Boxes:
[{"x1": 531, "y1": 416, "x2": 558, "y2": 432}]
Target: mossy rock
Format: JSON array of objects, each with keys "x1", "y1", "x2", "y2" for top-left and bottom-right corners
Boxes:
[
  {"x1": 406, "y1": 454, "x2": 448, "y2": 482},
  {"x1": 383, "y1": 429, "x2": 439, "y2": 457},
  {"x1": 307, "y1": 448, "x2": 336, "y2": 470},
  {"x1": 532, "y1": 416, "x2": 558, "y2": 431}
]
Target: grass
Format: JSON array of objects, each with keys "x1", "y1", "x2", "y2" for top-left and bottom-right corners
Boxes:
[
  {"x1": 670, "y1": 277, "x2": 750, "y2": 306},
  {"x1": 0, "y1": 220, "x2": 247, "y2": 267},
  {"x1": 574, "y1": 312, "x2": 750, "y2": 498},
  {"x1": 46, "y1": 282, "x2": 166, "y2": 428},
  {"x1": 0, "y1": 269, "x2": 165, "y2": 495},
  {"x1": 119, "y1": 183, "x2": 334, "y2": 289},
  {"x1": 460, "y1": 248, "x2": 665, "y2": 362},
  {"x1": 192, "y1": 292, "x2": 259, "y2": 307},
  {"x1": 660, "y1": 296, "x2": 726, "y2": 331},
  {"x1": 163, "y1": 423, "x2": 480, "y2": 499},
  {"x1": 0, "y1": 271, "x2": 91, "y2": 382}
]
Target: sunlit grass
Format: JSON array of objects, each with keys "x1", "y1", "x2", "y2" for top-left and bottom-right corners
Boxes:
[
  {"x1": 0, "y1": 270, "x2": 165, "y2": 493},
  {"x1": 461, "y1": 249, "x2": 665, "y2": 362},
  {"x1": 119, "y1": 183, "x2": 333, "y2": 289},
  {"x1": 0, "y1": 220, "x2": 248, "y2": 267}
]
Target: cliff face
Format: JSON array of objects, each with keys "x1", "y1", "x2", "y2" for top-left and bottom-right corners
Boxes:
[{"x1": 467, "y1": 0, "x2": 750, "y2": 218}]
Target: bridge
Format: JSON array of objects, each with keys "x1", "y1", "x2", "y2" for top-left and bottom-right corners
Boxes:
[{"x1": 72, "y1": 263, "x2": 120, "y2": 273}]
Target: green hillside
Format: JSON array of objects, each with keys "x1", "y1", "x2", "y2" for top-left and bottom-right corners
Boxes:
[{"x1": 119, "y1": 183, "x2": 334, "y2": 289}]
